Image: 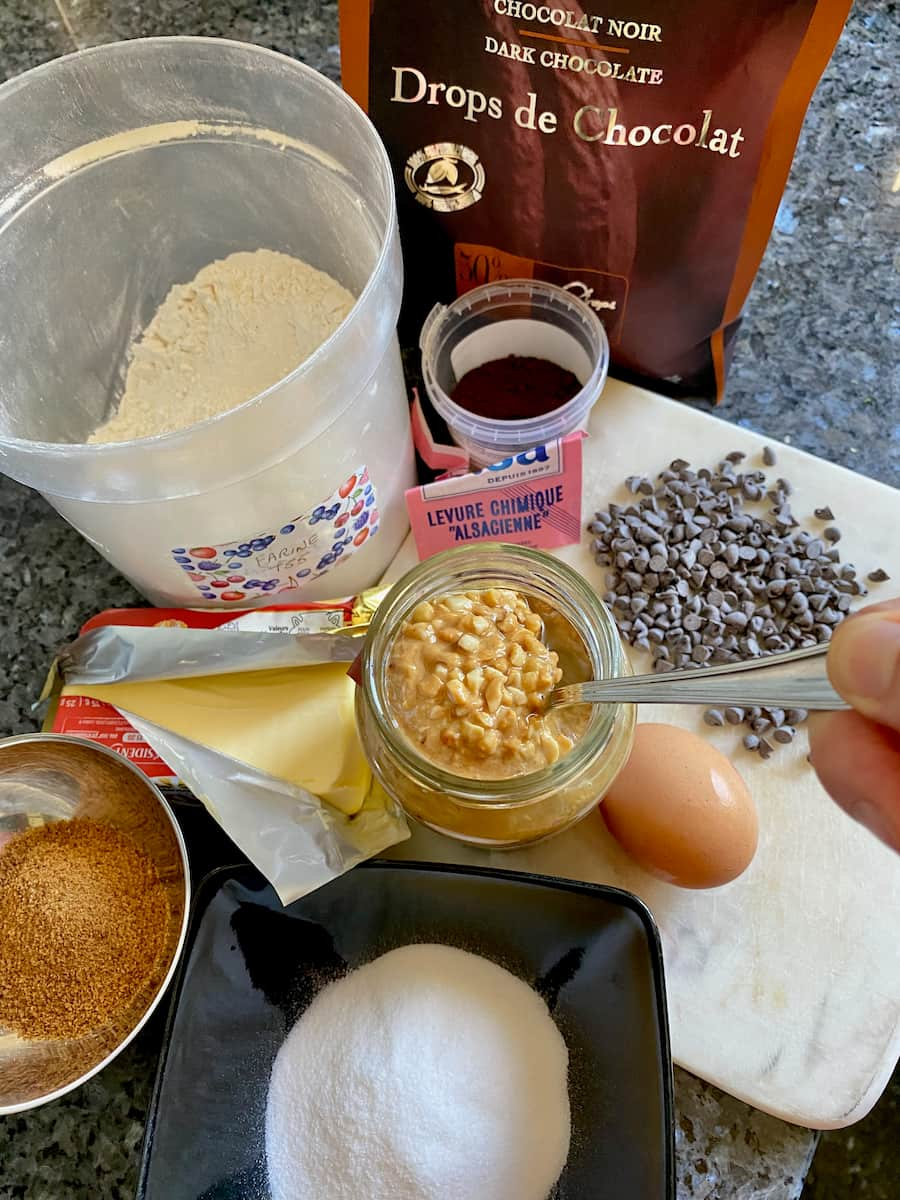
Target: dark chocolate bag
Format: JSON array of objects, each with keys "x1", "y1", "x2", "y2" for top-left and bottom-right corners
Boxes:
[{"x1": 340, "y1": 0, "x2": 850, "y2": 400}]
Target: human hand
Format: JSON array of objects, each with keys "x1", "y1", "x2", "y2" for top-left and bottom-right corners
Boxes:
[{"x1": 808, "y1": 598, "x2": 900, "y2": 852}]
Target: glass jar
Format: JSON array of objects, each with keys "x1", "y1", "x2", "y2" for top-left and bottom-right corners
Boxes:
[{"x1": 356, "y1": 545, "x2": 635, "y2": 848}]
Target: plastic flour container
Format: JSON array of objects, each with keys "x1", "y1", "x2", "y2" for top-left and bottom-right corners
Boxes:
[
  {"x1": 420, "y1": 280, "x2": 609, "y2": 469},
  {"x1": 0, "y1": 38, "x2": 415, "y2": 607}
]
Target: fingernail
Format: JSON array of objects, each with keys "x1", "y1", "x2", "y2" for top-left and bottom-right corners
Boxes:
[{"x1": 832, "y1": 616, "x2": 900, "y2": 702}]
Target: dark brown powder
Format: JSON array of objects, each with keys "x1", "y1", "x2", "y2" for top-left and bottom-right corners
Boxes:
[
  {"x1": 0, "y1": 817, "x2": 170, "y2": 1041},
  {"x1": 451, "y1": 355, "x2": 581, "y2": 422}
]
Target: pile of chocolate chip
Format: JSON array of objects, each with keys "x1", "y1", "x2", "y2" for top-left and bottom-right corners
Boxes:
[
  {"x1": 588, "y1": 448, "x2": 890, "y2": 760},
  {"x1": 703, "y1": 704, "x2": 808, "y2": 757}
]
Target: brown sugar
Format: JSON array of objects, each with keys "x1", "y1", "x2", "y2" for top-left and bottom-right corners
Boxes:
[{"x1": 0, "y1": 817, "x2": 170, "y2": 1041}]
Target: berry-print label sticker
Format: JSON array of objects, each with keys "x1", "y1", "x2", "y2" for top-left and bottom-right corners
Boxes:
[{"x1": 172, "y1": 468, "x2": 378, "y2": 603}]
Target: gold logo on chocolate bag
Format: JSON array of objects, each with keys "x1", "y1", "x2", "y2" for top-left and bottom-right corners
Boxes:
[{"x1": 404, "y1": 143, "x2": 485, "y2": 212}]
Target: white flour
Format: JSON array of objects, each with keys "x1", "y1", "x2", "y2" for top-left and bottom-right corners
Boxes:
[
  {"x1": 89, "y1": 249, "x2": 355, "y2": 442},
  {"x1": 265, "y1": 944, "x2": 571, "y2": 1200}
]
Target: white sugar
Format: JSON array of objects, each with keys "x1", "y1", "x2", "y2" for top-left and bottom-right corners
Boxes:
[{"x1": 265, "y1": 944, "x2": 571, "y2": 1200}]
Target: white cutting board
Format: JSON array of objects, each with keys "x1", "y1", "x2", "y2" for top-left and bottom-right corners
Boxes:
[{"x1": 382, "y1": 380, "x2": 900, "y2": 1129}]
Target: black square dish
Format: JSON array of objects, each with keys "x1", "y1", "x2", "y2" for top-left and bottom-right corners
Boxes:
[{"x1": 138, "y1": 860, "x2": 674, "y2": 1199}]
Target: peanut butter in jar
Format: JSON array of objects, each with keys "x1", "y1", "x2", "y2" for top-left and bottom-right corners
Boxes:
[
  {"x1": 357, "y1": 545, "x2": 635, "y2": 849},
  {"x1": 386, "y1": 588, "x2": 589, "y2": 779}
]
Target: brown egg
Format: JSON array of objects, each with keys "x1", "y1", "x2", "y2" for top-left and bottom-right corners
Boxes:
[{"x1": 602, "y1": 723, "x2": 758, "y2": 889}]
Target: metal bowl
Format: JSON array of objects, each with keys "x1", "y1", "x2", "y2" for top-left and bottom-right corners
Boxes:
[{"x1": 0, "y1": 734, "x2": 189, "y2": 1113}]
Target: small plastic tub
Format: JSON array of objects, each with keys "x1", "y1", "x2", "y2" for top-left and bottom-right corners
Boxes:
[{"x1": 419, "y1": 280, "x2": 609, "y2": 468}]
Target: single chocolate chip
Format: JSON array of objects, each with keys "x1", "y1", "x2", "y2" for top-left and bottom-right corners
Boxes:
[
  {"x1": 762, "y1": 446, "x2": 777, "y2": 466},
  {"x1": 725, "y1": 515, "x2": 753, "y2": 533},
  {"x1": 712, "y1": 647, "x2": 739, "y2": 663},
  {"x1": 823, "y1": 527, "x2": 841, "y2": 544},
  {"x1": 868, "y1": 568, "x2": 890, "y2": 582},
  {"x1": 786, "y1": 708, "x2": 808, "y2": 725},
  {"x1": 725, "y1": 707, "x2": 745, "y2": 725},
  {"x1": 758, "y1": 738, "x2": 775, "y2": 760},
  {"x1": 772, "y1": 726, "x2": 795, "y2": 744},
  {"x1": 813, "y1": 506, "x2": 834, "y2": 521}
]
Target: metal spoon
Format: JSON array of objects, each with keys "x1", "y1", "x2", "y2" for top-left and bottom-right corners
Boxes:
[{"x1": 549, "y1": 642, "x2": 848, "y2": 710}]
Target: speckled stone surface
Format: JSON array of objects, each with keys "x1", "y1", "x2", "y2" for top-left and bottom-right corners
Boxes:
[
  {"x1": 0, "y1": 0, "x2": 73, "y2": 78},
  {"x1": 720, "y1": 0, "x2": 899, "y2": 486},
  {"x1": 60, "y1": 0, "x2": 343, "y2": 79},
  {"x1": 0, "y1": 1, "x2": 896, "y2": 1198}
]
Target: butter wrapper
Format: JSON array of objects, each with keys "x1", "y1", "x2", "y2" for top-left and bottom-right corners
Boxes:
[
  {"x1": 120, "y1": 712, "x2": 408, "y2": 905},
  {"x1": 45, "y1": 601, "x2": 376, "y2": 775},
  {"x1": 59, "y1": 625, "x2": 362, "y2": 687},
  {"x1": 44, "y1": 598, "x2": 407, "y2": 903}
]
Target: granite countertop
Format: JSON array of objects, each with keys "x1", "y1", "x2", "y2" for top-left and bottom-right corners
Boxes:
[{"x1": 0, "y1": 2, "x2": 896, "y2": 1198}]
